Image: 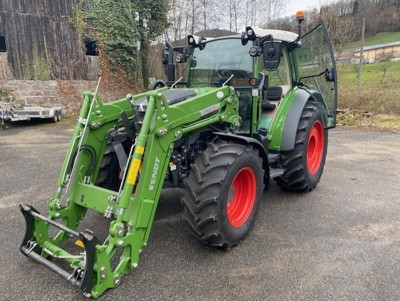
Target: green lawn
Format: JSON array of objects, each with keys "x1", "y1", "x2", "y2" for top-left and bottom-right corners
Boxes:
[
  {"x1": 337, "y1": 60, "x2": 400, "y2": 114},
  {"x1": 337, "y1": 60, "x2": 400, "y2": 84},
  {"x1": 337, "y1": 31, "x2": 400, "y2": 114},
  {"x1": 342, "y1": 32, "x2": 400, "y2": 50}
]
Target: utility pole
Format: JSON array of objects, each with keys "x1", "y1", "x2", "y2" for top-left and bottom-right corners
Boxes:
[{"x1": 357, "y1": 17, "x2": 365, "y2": 90}]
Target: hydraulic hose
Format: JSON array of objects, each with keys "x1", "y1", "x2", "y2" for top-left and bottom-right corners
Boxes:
[{"x1": 66, "y1": 144, "x2": 97, "y2": 178}]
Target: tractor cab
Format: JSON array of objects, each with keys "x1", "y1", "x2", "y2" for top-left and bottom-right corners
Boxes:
[{"x1": 163, "y1": 18, "x2": 337, "y2": 139}]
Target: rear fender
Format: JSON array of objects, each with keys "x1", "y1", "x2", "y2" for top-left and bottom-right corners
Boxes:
[{"x1": 280, "y1": 89, "x2": 328, "y2": 151}]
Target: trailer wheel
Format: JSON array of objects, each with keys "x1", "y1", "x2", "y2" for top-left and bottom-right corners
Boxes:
[
  {"x1": 181, "y1": 141, "x2": 264, "y2": 249},
  {"x1": 276, "y1": 99, "x2": 328, "y2": 191}
]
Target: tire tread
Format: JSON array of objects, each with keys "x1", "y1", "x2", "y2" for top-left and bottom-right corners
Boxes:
[
  {"x1": 182, "y1": 141, "x2": 263, "y2": 249},
  {"x1": 276, "y1": 99, "x2": 327, "y2": 192}
]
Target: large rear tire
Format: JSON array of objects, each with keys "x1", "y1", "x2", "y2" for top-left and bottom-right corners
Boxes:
[
  {"x1": 276, "y1": 99, "x2": 328, "y2": 191},
  {"x1": 181, "y1": 141, "x2": 264, "y2": 249}
]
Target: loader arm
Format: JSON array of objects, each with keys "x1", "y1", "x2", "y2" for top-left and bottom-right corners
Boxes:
[{"x1": 20, "y1": 86, "x2": 240, "y2": 297}]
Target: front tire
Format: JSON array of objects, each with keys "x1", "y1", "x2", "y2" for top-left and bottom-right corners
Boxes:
[
  {"x1": 181, "y1": 141, "x2": 264, "y2": 249},
  {"x1": 96, "y1": 144, "x2": 120, "y2": 191},
  {"x1": 276, "y1": 99, "x2": 328, "y2": 191}
]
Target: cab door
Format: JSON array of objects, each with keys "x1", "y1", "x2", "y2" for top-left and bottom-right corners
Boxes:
[{"x1": 296, "y1": 22, "x2": 338, "y2": 128}]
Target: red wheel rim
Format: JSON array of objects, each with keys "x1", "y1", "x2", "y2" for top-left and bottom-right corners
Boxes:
[
  {"x1": 307, "y1": 120, "x2": 324, "y2": 175},
  {"x1": 227, "y1": 167, "x2": 257, "y2": 228}
]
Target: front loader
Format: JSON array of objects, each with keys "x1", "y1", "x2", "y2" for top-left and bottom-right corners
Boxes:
[{"x1": 20, "y1": 14, "x2": 337, "y2": 298}]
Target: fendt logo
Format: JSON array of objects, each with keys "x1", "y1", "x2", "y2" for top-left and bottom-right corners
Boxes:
[{"x1": 149, "y1": 157, "x2": 160, "y2": 191}]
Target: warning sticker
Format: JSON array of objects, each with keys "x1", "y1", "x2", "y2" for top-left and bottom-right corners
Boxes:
[
  {"x1": 127, "y1": 158, "x2": 141, "y2": 185},
  {"x1": 200, "y1": 103, "x2": 221, "y2": 117}
]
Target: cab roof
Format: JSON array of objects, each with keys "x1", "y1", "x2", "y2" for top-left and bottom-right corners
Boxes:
[
  {"x1": 249, "y1": 27, "x2": 299, "y2": 43},
  {"x1": 199, "y1": 28, "x2": 298, "y2": 44}
]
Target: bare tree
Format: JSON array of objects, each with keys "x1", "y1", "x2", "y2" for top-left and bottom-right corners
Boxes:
[
  {"x1": 202, "y1": 0, "x2": 208, "y2": 31},
  {"x1": 377, "y1": 53, "x2": 395, "y2": 79}
]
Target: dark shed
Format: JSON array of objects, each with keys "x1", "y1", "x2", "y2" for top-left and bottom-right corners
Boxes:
[{"x1": 0, "y1": 0, "x2": 97, "y2": 80}]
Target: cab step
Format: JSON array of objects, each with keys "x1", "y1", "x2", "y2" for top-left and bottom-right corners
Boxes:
[
  {"x1": 270, "y1": 167, "x2": 284, "y2": 178},
  {"x1": 268, "y1": 153, "x2": 280, "y2": 164}
]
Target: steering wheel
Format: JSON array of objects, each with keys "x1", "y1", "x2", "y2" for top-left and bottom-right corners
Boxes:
[
  {"x1": 150, "y1": 79, "x2": 167, "y2": 90},
  {"x1": 218, "y1": 69, "x2": 250, "y2": 78}
]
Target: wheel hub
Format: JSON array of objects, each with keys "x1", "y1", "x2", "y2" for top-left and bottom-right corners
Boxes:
[
  {"x1": 307, "y1": 120, "x2": 324, "y2": 175},
  {"x1": 227, "y1": 167, "x2": 256, "y2": 228}
]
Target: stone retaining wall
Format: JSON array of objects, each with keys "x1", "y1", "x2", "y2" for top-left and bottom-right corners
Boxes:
[{"x1": 0, "y1": 80, "x2": 132, "y2": 116}]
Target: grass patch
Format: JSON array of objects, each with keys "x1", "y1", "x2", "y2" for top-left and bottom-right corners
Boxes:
[
  {"x1": 338, "y1": 81, "x2": 400, "y2": 114},
  {"x1": 337, "y1": 60, "x2": 400, "y2": 115},
  {"x1": 342, "y1": 32, "x2": 400, "y2": 51},
  {"x1": 337, "y1": 111, "x2": 400, "y2": 131},
  {"x1": 337, "y1": 60, "x2": 400, "y2": 84}
]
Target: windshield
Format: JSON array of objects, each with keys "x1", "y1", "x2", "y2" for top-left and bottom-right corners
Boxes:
[{"x1": 187, "y1": 38, "x2": 253, "y2": 87}]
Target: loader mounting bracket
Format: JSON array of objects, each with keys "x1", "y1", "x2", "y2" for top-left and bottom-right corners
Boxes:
[{"x1": 19, "y1": 203, "x2": 101, "y2": 295}]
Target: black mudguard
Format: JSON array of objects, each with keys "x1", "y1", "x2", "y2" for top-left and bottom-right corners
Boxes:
[
  {"x1": 281, "y1": 89, "x2": 310, "y2": 151},
  {"x1": 213, "y1": 132, "x2": 270, "y2": 189}
]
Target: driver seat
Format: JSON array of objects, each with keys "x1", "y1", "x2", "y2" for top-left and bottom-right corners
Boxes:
[{"x1": 262, "y1": 86, "x2": 282, "y2": 112}]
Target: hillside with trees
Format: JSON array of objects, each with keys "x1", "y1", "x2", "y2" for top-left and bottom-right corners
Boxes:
[
  {"x1": 72, "y1": 0, "x2": 400, "y2": 117},
  {"x1": 72, "y1": 0, "x2": 287, "y2": 90},
  {"x1": 269, "y1": 0, "x2": 400, "y2": 51}
]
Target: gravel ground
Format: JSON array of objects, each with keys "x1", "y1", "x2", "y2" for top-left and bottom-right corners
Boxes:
[{"x1": 0, "y1": 120, "x2": 399, "y2": 301}]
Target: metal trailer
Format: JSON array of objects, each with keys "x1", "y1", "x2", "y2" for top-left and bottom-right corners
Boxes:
[{"x1": 1, "y1": 106, "x2": 63, "y2": 126}]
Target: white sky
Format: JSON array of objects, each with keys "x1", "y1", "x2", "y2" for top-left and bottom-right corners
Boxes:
[{"x1": 285, "y1": 0, "x2": 322, "y2": 16}]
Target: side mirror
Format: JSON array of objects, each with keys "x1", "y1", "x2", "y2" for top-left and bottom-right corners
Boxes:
[
  {"x1": 163, "y1": 40, "x2": 175, "y2": 81},
  {"x1": 325, "y1": 68, "x2": 335, "y2": 82},
  {"x1": 263, "y1": 41, "x2": 282, "y2": 71},
  {"x1": 241, "y1": 31, "x2": 249, "y2": 46},
  {"x1": 198, "y1": 37, "x2": 206, "y2": 50},
  {"x1": 161, "y1": 49, "x2": 168, "y2": 66}
]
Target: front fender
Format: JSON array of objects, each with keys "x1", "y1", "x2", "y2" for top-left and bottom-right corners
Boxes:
[{"x1": 213, "y1": 132, "x2": 270, "y2": 189}]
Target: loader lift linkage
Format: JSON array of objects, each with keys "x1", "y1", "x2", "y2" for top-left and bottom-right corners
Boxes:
[{"x1": 20, "y1": 15, "x2": 337, "y2": 298}]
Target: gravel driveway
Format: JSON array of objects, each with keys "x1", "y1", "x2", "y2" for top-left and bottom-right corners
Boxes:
[{"x1": 0, "y1": 121, "x2": 399, "y2": 300}]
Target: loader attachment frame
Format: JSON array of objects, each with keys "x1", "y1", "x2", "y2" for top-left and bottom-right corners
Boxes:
[
  {"x1": 20, "y1": 86, "x2": 240, "y2": 297},
  {"x1": 20, "y1": 204, "x2": 100, "y2": 295}
]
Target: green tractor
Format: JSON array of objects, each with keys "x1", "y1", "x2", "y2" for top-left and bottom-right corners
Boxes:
[{"x1": 20, "y1": 15, "x2": 337, "y2": 298}]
